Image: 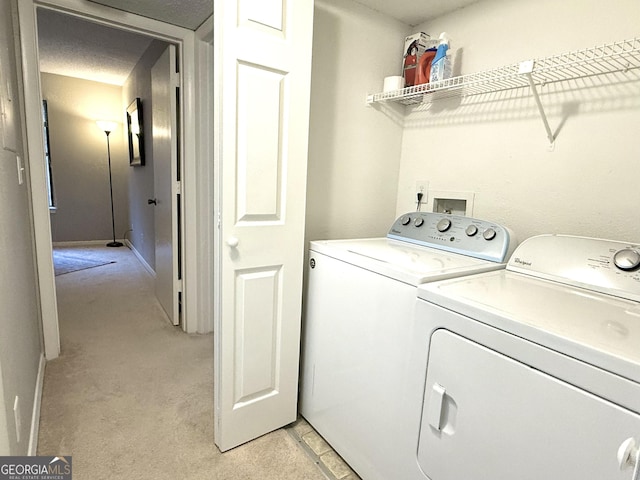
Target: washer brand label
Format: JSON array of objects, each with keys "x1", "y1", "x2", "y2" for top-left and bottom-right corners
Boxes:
[{"x1": 513, "y1": 257, "x2": 532, "y2": 267}]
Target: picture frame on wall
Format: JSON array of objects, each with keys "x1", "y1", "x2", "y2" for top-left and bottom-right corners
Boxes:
[{"x1": 126, "y1": 97, "x2": 145, "y2": 166}]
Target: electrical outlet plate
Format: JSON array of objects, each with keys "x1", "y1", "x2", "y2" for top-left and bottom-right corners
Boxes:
[
  {"x1": 16, "y1": 155, "x2": 24, "y2": 185},
  {"x1": 13, "y1": 396, "x2": 20, "y2": 443},
  {"x1": 415, "y1": 180, "x2": 428, "y2": 210}
]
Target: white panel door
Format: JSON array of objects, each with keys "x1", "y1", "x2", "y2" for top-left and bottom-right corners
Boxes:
[
  {"x1": 152, "y1": 45, "x2": 180, "y2": 325},
  {"x1": 214, "y1": 0, "x2": 314, "y2": 451}
]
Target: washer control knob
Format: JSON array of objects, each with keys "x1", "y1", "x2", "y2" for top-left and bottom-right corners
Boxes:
[
  {"x1": 614, "y1": 248, "x2": 640, "y2": 271},
  {"x1": 414, "y1": 218, "x2": 424, "y2": 227},
  {"x1": 483, "y1": 228, "x2": 496, "y2": 241},
  {"x1": 465, "y1": 225, "x2": 478, "y2": 237},
  {"x1": 400, "y1": 216, "x2": 411, "y2": 226},
  {"x1": 437, "y1": 218, "x2": 451, "y2": 232}
]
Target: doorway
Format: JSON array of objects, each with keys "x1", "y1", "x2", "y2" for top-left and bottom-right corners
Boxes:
[
  {"x1": 36, "y1": 6, "x2": 181, "y2": 334},
  {"x1": 18, "y1": 0, "x2": 208, "y2": 361}
]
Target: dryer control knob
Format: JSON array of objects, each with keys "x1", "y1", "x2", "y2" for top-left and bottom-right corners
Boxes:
[
  {"x1": 483, "y1": 228, "x2": 496, "y2": 241},
  {"x1": 465, "y1": 225, "x2": 478, "y2": 237},
  {"x1": 414, "y1": 218, "x2": 424, "y2": 227},
  {"x1": 437, "y1": 218, "x2": 451, "y2": 232},
  {"x1": 614, "y1": 249, "x2": 640, "y2": 271},
  {"x1": 400, "y1": 216, "x2": 411, "y2": 226}
]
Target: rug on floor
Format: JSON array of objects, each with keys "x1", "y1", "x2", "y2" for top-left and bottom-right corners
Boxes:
[{"x1": 53, "y1": 251, "x2": 116, "y2": 276}]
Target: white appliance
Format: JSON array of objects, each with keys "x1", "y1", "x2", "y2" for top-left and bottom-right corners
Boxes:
[
  {"x1": 299, "y1": 212, "x2": 517, "y2": 480},
  {"x1": 415, "y1": 234, "x2": 640, "y2": 480}
]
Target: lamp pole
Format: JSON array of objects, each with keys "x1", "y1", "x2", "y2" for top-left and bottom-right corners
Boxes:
[{"x1": 98, "y1": 121, "x2": 123, "y2": 247}]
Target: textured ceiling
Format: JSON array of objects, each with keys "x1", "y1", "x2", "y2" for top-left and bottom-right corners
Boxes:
[
  {"x1": 36, "y1": 0, "x2": 478, "y2": 86},
  {"x1": 37, "y1": 8, "x2": 154, "y2": 86},
  {"x1": 85, "y1": 0, "x2": 473, "y2": 30},
  {"x1": 354, "y1": 0, "x2": 479, "y2": 26},
  {"x1": 87, "y1": 0, "x2": 213, "y2": 30}
]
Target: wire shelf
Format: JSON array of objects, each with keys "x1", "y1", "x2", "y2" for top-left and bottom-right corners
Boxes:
[{"x1": 367, "y1": 37, "x2": 640, "y2": 107}]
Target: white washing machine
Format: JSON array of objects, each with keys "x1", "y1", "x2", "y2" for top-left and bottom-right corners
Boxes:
[
  {"x1": 299, "y1": 212, "x2": 517, "y2": 480},
  {"x1": 414, "y1": 234, "x2": 640, "y2": 480}
]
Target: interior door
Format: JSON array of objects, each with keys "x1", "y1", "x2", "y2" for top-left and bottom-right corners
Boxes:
[
  {"x1": 152, "y1": 44, "x2": 180, "y2": 325},
  {"x1": 214, "y1": 0, "x2": 314, "y2": 451}
]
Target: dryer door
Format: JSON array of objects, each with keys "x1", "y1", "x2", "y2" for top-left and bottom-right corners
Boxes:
[{"x1": 418, "y1": 329, "x2": 640, "y2": 480}]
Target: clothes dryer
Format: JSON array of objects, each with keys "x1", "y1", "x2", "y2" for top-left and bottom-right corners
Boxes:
[
  {"x1": 300, "y1": 212, "x2": 516, "y2": 480},
  {"x1": 415, "y1": 234, "x2": 640, "y2": 480}
]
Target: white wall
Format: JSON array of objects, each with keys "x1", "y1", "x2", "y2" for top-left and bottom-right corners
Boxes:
[
  {"x1": 396, "y1": 0, "x2": 640, "y2": 242},
  {"x1": 0, "y1": 0, "x2": 43, "y2": 454},
  {"x1": 305, "y1": 0, "x2": 407, "y2": 242},
  {"x1": 41, "y1": 73, "x2": 130, "y2": 243}
]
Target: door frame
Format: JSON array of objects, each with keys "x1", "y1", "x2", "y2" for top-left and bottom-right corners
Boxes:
[
  {"x1": 17, "y1": 0, "x2": 205, "y2": 360},
  {"x1": 194, "y1": 16, "x2": 214, "y2": 334}
]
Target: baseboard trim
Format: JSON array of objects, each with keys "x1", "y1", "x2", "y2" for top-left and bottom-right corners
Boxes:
[
  {"x1": 52, "y1": 239, "x2": 124, "y2": 247},
  {"x1": 125, "y1": 240, "x2": 156, "y2": 278},
  {"x1": 28, "y1": 354, "x2": 46, "y2": 456}
]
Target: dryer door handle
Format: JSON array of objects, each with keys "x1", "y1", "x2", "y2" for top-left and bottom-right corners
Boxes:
[
  {"x1": 427, "y1": 383, "x2": 447, "y2": 431},
  {"x1": 618, "y1": 437, "x2": 640, "y2": 480}
]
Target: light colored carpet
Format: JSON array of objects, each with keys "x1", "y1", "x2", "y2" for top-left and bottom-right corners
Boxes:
[
  {"x1": 52, "y1": 249, "x2": 115, "y2": 276},
  {"x1": 38, "y1": 245, "x2": 327, "y2": 480}
]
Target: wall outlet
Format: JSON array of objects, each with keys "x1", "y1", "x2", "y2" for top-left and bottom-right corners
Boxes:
[
  {"x1": 415, "y1": 180, "x2": 428, "y2": 210},
  {"x1": 16, "y1": 155, "x2": 25, "y2": 185},
  {"x1": 13, "y1": 396, "x2": 21, "y2": 443}
]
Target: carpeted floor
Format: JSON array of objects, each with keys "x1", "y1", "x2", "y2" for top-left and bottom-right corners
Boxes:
[
  {"x1": 38, "y1": 245, "x2": 328, "y2": 480},
  {"x1": 52, "y1": 249, "x2": 115, "y2": 276}
]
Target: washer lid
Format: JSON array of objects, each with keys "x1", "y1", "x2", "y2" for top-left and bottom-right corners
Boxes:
[
  {"x1": 310, "y1": 238, "x2": 506, "y2": 286},
  {"x1": 418, "y1": 269, "x2": 640, "y2": 384}
]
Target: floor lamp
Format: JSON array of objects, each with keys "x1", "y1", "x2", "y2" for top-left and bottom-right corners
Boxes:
[{"x1": 96, "y1": 121, "x2": 123, "y2": 247}]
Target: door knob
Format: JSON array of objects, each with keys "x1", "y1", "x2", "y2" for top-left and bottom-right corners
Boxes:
[
  {"x1": 148, "y1": 198, "x2": 157, "y2": 205},
  {"x1": 226, "y1": 236, "x2": 239, "y2": 248}
]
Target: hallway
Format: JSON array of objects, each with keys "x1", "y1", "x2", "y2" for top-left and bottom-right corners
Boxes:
[{"x1": 38, "y1": 245, "x2": 326, "y2": 479}]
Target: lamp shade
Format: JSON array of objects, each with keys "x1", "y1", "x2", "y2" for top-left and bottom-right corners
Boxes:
[{"x1": 96, "y1": 120, "x2": 118, "y2": 134}]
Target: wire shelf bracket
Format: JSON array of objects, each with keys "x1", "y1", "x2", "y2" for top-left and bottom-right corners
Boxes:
[{"x1": 519, "y1": 59, "x2": 555, "y2": 145}]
